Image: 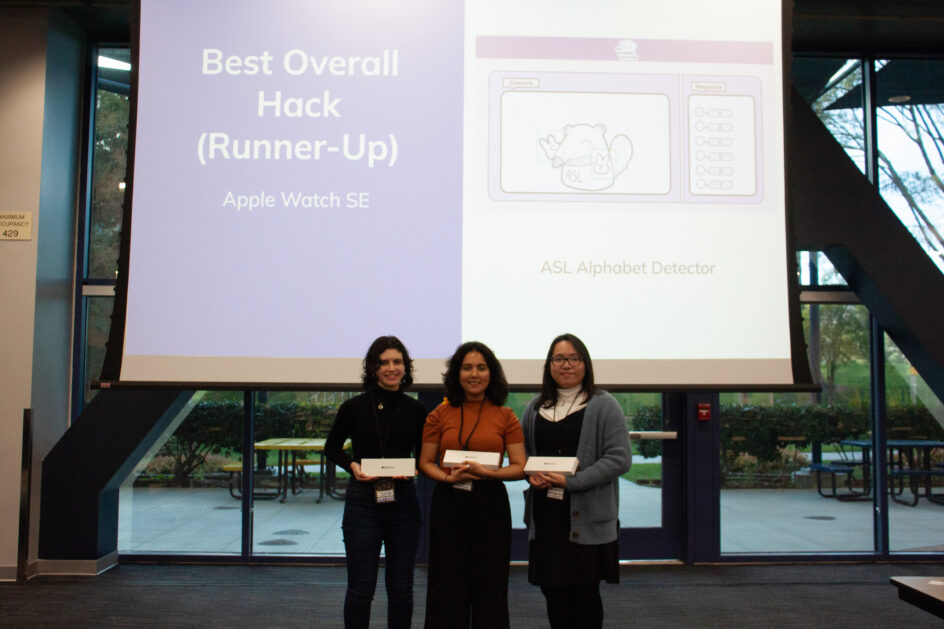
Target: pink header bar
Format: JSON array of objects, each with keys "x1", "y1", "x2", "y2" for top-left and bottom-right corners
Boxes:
[{"x1": 476, "y1": 36, "x2": 773, "y2": 65}]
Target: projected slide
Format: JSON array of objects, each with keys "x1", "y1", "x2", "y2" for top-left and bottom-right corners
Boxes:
[
  {"x1": 463, "y1": 1, "x2": 790, "y2": 385},
  {"x1": 498, "y1": 87, "x2": 671, "y2": 195},
  {"x1": 490, "y1": 72, "x2": 764, "y2": 202},
  {"x1": 119, "y1": 0, "x2": 796, "y2": 386},
  {"x1": 123, "y1": 0, "x2": 464, "y2": 383}
]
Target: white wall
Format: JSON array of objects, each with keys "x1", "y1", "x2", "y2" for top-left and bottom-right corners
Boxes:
[{"x1": 0, "y1": 8, "x2": 47, "y2": 581}]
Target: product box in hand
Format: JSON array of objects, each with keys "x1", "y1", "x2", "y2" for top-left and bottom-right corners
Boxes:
[
  {"x1": 442, "y1": 449, "x2": 502, "y2": 470},
  {"x1": 360, "y1": 458, "x2": 416, "y2": 477},
  {"x1": 524, "y1": 456, "x2": 579, "y2": 476}
]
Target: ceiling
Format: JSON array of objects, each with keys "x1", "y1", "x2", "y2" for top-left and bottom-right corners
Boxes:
[
  {"x1": 792, "y1": 0, "x2": 944, "y2": 55},
  {"x1": 791, "y1": 1, "x2": 944, "y2": 108}
]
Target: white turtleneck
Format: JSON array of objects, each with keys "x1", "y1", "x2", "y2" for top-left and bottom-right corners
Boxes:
[{"x1": 538, "y1": 385, "x2": 587, "y2": 422}]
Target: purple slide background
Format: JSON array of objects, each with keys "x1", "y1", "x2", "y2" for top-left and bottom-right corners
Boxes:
[{"x1": 127, "y1": 0, "x2": 463, "y2": 359}]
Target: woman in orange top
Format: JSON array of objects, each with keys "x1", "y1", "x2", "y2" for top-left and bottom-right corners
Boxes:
[{"x1": 419, "y1": 341, "x2": 526, "y2": 629}]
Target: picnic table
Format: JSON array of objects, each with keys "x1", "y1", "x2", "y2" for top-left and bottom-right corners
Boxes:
[
  {"x1": 228, "y1": 438, "x2": 350, "y2": 503},
  {"x1": 822, "y1": 439, "x2": 944, "y2": 506}
]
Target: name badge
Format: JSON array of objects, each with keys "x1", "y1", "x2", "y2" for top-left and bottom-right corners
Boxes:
[
  {"x1": 375, "y1": 479, "x2": 395, "y2": 503},
  {"x1": 453, "y1": 480, "x2": 473, "y2": 492},
  {"x1": 547, "y1": 487, "x2": 565, "y2": 501}
]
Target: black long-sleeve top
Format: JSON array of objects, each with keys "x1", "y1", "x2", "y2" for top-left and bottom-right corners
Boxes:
[{"x1": 324, "y1": 387, "x2": 428, "y2": 475}]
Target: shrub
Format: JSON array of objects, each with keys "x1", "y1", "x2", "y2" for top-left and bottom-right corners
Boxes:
[
  {"x1": 153, "y1": 401, "x2": 339, "y2": 486},
  {"x1": 629, "y1": 402, "x2": 943, "y2": 484},
  {"x1": 720, "y1": 403, "x2": 943, "y2": 482},
  {"x1": 631, "y1": 406, "x2": 663, "y2": 459}
]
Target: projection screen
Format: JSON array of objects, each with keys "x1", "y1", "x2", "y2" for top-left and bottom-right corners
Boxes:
[{"x1": 110, "y1": 0, "x2": 805, "y2": 387}]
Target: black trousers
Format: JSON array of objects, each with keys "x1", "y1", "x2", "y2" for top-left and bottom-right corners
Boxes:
[
  {"x1": 341, "y1": 482, "x2": 421, "y2": 629},
  {"x1": 424, "y1": 481, "x2": 511, "y2": 629},
  {"x1": 540, "y1": 583, "x2": 604, "y2": 629}
]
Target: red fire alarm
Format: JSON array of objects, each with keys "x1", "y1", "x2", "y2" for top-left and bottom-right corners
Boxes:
[{"x1": 697, "y1": 403, "x2": 711, "y2": 421}]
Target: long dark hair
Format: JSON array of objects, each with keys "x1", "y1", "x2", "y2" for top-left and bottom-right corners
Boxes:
[
  {"x1": 537, "y1": 333, "x2": 597, "y2": 408},
  {"x1": 443, "y1": 341, "x2": 509, "y2": 407},
  {"x1": 361, "y1": 335, "x2": 414, "y2": 390}
]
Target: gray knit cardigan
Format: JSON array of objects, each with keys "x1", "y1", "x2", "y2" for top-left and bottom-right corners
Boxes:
[{"x1": 520, "y1": 389, "x2": 632, "y2": 544}]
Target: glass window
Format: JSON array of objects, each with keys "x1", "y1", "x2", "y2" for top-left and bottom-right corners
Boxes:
[
  {"x1": 792, "y1": 57, "x2": 866, "y2": 173},
  {"x1": 802, "y1": 251, "x2": 848, "y2": 287},
  {"x1": 79, "y1": 48, "x2": 130, "y2": 407},
  {"x1": 614, "y1": 393, "x2": 665, "y2": 528},
  {"x1": 875, "y1": 59, "x2": 944, "y2": 273},
  {"x1": 720, "y1": 304, "x2": 872, "y2": 554},
  {"x1": 118, "y1": 392, "x2": 243, "y2": 555},
  {"x1": 83, "y1": 296, "x2": 112, "y2": 403},
  {"x1": 250, "y1": 390, "x2": 359, "y2": 556},
  {"x1": 808, "y1": 303, "x2": 870, "y2": 406},
  {"x1": 884, "y1": 334, "x2": 944, "y2": 552},
  {"x1": 88, "y1": 47, "x2": 130, "y2": 280}
]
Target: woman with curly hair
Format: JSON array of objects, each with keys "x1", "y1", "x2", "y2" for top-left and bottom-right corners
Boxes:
[
  {"x1": 419, "y1": 341, "x2": 526, "y2": 629},
  {"x1": 325, "y1": 335, "x2": 429, "y2": 629}
]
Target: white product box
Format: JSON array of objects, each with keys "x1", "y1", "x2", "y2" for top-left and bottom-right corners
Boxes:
[
  {"x1": 442, "y1": 449, "x2": 502, "y2": 470},
  {"x1": 360, "y1": 458, "x2": 416, "y2": 477},
  {"x1": 524, "y1": 456, "x2": 579, "y2": 476}
]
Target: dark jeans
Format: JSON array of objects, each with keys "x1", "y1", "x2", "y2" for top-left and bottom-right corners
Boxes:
[
  {"x1": 424, "y1": 481, "x2": 511, "y2": 629},
  {"x1": 342, "y1": 481, "x2": 422, "y2": 629},
  {"x1": 541, "y1": 584, "x2": 604, "y2": 629}
]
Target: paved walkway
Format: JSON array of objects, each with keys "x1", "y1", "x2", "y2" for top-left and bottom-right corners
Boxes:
[
  {"x1": 117, "y1": 477, "x2": 944, "y2": 556},
  {"x1": 721, "y1": 488, "x2": 944, "y2": 553}
]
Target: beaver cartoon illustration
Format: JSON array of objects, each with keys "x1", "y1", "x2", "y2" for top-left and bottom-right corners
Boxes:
[{"x1": 539, "y1": 123, "x2": 633, "y2": 191}]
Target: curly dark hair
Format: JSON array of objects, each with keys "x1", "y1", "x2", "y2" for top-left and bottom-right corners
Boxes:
[
  {"x1": 537, "y1": 333, "x2": 597, "y2": 408},
  {"x1": 361, "y1": 335, "x2": 414, "y2": 390},
  {"x1": 443, "y1": 341, "x2": 508, "y2": 407}
]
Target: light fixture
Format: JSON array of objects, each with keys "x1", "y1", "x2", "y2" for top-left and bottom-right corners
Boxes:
[
  {"x1": 825, "y1": 59, "x2": 859, "y2": 88},
  {"x1": 98, "y1": 55, "x2": 131, "y2": 72},
  {"x1": 888, "y1": 95, "x2": 911, "y2": 104}
]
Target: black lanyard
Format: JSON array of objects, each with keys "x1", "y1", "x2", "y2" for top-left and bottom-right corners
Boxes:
[
  {"x1": 370, "y1": 391, "x2": 403, "y2": 457},
  {"x1": 458, "y1": 398, "x2": 486, "y2": 451}
]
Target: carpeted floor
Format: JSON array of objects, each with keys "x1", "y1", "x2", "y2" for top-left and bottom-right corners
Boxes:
[{"x1": 1, "y1": 562, "x2": 942, "y2": 627}]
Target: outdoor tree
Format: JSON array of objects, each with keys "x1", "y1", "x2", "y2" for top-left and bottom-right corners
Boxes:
[
  {"x1": 814, "y1": 304, "x2": 869, "y2": 404},
  {"x1": 83, "y1": 88, "x2": 129, "y2": 401},
  {"x1": 805, "y1": 60, "x2": 944, "y2": 408},
  {"x1": 90, "y1": 88, "x2": 128, "y2": 278},
  {"x1": 810, "y1": 61, "x2": 944, "y2": 270}
]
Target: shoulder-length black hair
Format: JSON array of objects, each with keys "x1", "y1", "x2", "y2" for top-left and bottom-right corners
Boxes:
[
  {"x1": 537, "y1": 333, "x2": 597, "y2": 408},
  {"x1": 443, "y1": 341, "x2": 509, "y2": 407},
  {"x1": 361, "y1": 335, "x2": 414, "y2": 390}
]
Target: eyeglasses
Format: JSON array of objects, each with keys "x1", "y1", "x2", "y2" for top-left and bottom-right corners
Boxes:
[{"x1": 550, "y1": 354, "x2": 583, "y2": 366}]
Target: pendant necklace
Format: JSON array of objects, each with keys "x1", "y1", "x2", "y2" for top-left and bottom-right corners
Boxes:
[{"x1": 553, "y1": 390, "x2": 581, "y2": 422}]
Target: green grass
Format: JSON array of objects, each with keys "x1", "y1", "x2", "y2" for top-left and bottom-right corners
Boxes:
[{"x1": 622, "y1": 462, "x2": 662, "y2": 483}]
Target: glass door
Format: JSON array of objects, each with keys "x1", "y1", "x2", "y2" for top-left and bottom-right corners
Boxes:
[{"x1": 509, "y1": 393, "x2": 683, "y2": 561}]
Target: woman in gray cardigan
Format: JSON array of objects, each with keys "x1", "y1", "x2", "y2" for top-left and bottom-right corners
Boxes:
[{"x1": 520, "y1": 333, "x2": 631, "y2": 629}]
